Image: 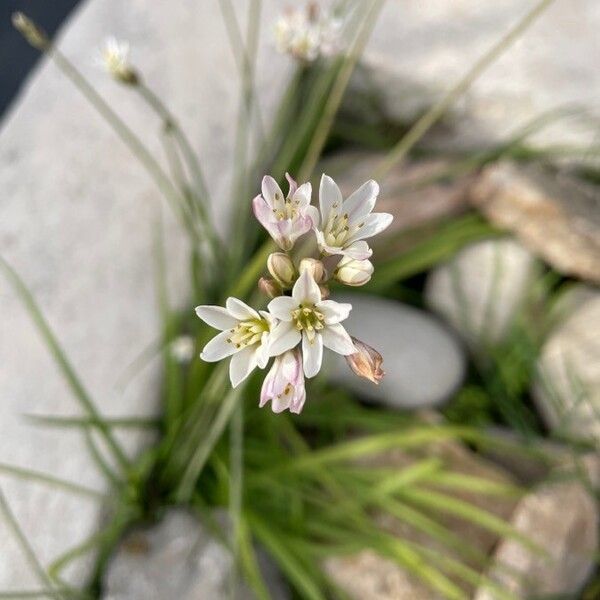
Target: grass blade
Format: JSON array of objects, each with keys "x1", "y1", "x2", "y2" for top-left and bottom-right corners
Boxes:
[
  {"x1": 0, "y1": 487, "x2": 56, "y2": 595},
  {"x1": 0, "y1": 463, "x2": 104, "y2": 501},
  {"x1": 0, "y1": 257, "x2": 129, "y2": 473}
]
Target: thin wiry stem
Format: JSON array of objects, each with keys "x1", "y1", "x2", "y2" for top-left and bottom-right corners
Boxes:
[
  {"x1": 46, "y1": 48, "x2": 196, "y2": 241},
  {"x1": 24, "y1": 414, "x2": 159, "y2": 430},
  {"x1": 0, "y1": 257, "x2": 129, "y2": 473},
  {"x1": 218, "y1": 0, "x2": 266, "y2": 144},
  {"x1": 226, "y1": 0, "x2": 263, "y2": 274},
  {"x1": 137, "y1": 83, "x2": 222, "y2": 264},
  {"x1": 0, "y1": 487, "x2": 58, "y2": 596},
  {"x1": 373, "y1": 0, "x2": 558, "y2": 180},
  {"x1": 0, "y1": 463, "x2": 105, "y2": 500},
  {"x1": 298, "y1": 0, "x2": 386, "y2": 181},
  {"x1": 0, "y1": 591, "x2": 75, "y2": 599}
]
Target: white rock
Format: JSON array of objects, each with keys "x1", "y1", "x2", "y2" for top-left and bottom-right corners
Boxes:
[
  {"x1": 329, "y1": 295, "x2": 466, "y2": 409},
  {"x1": 0, "y1": 0, "x2": 290, "y2": 588},
  {"x1": 102, "y1": 509, "x2": 289, "y2": 600},
  {"x1": 425, "y1": 239, "x2": 538, "y2": 347},
  {"x1": 360, "y1": 0, "x2": 600, "y2": 152},
  {"x1": 532, "y1": 292, "x2": 600, "y2": 446}
]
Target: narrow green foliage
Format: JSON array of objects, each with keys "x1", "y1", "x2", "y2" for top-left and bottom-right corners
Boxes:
[{"x1": 0, "y1": 257, "x2": 129, "y2": 473}]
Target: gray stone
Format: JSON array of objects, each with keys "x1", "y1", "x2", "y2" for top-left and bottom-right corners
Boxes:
[
  {"x1": 329, "y1": 294, "x2": 466, "y2": 409},
  {"x1": 0, "y1": 0, "x2": 290, "y2": 588},
  {"x1": 474, "y1": 479, "x2": 598, "y2": 600},
  {"x1": 360, "y1": 0, "x2": 600, "y2": 153},
  {"x1": 425, "y1": 239, "x2": 538, "y2": 347},
  {"x1": 532, "y1": 292, "x2": 600, "y2": 446},
  {"x1": 470, "y1": 162, "x2": 600, "y2": 285},
  {"x1": 102, "y1": 509, "x2": 288, "y2": 600}
]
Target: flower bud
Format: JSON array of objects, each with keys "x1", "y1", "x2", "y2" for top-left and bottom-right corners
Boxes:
[
  {"x1": 12, "y1": 12, "x2": 49, "y2": 50},
  {"x1": 267, "y1": 252, "x2": 296, "y2": 288},
  {"x1": 346, "y1": 337, "x2": 384, "y2": 384},
  {"x1": 299, "y1": 258, "x2": 327, "y2": 283},
  {"x1": 334, "y1": 256, "x2": 373, "y2": 287},
  {"x1": 258, "y1": 277, "x2": 282, "y2": 298}
]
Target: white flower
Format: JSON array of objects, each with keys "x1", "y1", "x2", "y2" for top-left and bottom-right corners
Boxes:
[
  {"x1": 259, "y1": 349, "x2": 306, "y2": 414},
  {"x1": 334, "y1": 256, "x2": 374, "y2": 286},
  {"x1": 252, "y1": 173, "x2": 314, "y2": 251},
  {"x1": 195, "y1": 298, "x2": 274, "y2": 387},
  {"x1": 97, "y1": 37, "x2": 137, "y2": 84},
  {"x1": 170, "y1": 335, "x2": 195, "y2": 363},
  {"x1": 312, "y1": 175, "x2": 392, "y2": 260},
  {"x1": 275, "y1": 5, "x2": 342, "y2": 62},
  {"x1": 267, "y1": 269, "x2": 355, "y2": 378}
]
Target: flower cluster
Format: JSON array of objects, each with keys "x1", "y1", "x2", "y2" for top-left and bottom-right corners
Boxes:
[
  {"x1": 196, "y1": 173, "x2": 392, "y2": 414},
  {"x1": 274, "y1": 3, "x2": 342, "y2": 62}
]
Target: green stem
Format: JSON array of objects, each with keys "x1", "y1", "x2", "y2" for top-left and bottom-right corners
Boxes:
[
  {"x1": 0, "y1": 463, "x2": 105, "y2": 500},
  {"x1": 47, "y1": 48, "x2": 194, "y2": 237},
  {"x1": 0, "y1": 257, "x2": 129, "y2": 472}
]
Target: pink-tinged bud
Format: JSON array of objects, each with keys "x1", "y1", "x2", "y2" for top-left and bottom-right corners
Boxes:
[
  {"x1": 334, "y1": 256, "x2": 374, "y2": 287},
  {"x1": 346, "y1": 337, "x2": 384, "y2": 384},
  {"x1": 267, "y1": 252, "x2": 296, "y2": 288},
  {"x1": 299, "y1": 258, "x2": 327, "y2": 283},
  {"x1": 318, "y1": 284, "x2": 330, "y2": 299},
  {"x1": 259, "y1": 349, "x2": 306, "y2": 414},
  {"x1": 258, "y1": 277, "x2": 282, "y2": 298}
]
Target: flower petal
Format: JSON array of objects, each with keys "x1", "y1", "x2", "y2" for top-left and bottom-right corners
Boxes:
[
  {"x1": 200, "y1": 330, "x2": 237, "y2": 362},
  {"x1": 269, "y1": 321, "x2": 302, "y2": 356},
  {"x1": 262, "y1": 175, "x2": 285, "y2": 209},
  {"x1": 271, "y1": 393, "x2": 292, "y2": 413},
  {"x1": 292, "y1": 269, "x2": 321, "y2": 305},
  {"x1": 342, "y1": 240, "x2": 373, "y2": 260},
  {"x1": 256, "y1": 332, "x2": 271, "y2": 368},
  {"x1": 289, "y1": 387, "x2": 307, "y2": 414},
  {"x1": 321, "y1": 323, "x2": 356, "y2": 355},
  {"x1": 344, "y1": 179, "x2": 379, "y2": 222},
  {"x1": 195, "y1": 305, "x2": 237, "y2": 330},
  {"x1": 226, "y1": 297, "x2": 259, "y2": 321},
  {"x1": 267, "y1": 296, "x2": 296, "y2": 321},
  {"x1": 347, "y1": 212, "x2": 393, "y2": 244},
  {"x1": 319, "y1": 174, "x2": 343, "y2": 223},
  {"x1": 285, "y1": 172, "x2": 298, "y2": 198},
  {"x1": 306, "y1": 205, "x2": 320, "y2": 228},
  {"x1": 252, "y1": 195, "x2": 273, "y2": 230},
  {"x1": 229, "y1": 345, "x2": 258, "y2": 387},
  {"x1": 292, "y1": 182, "x2": 312, "y2": 208},
  {"x1": 316, "y1": 300, "x2": 352, "y2": 324},
  {"x1": 302, "y1": 332, "x2": 323, "y2": 378}
]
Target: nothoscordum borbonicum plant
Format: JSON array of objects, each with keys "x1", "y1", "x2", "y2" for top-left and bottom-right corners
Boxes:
[{"x1": 196, "y1": 173, "x2": 391, "y2": 413}]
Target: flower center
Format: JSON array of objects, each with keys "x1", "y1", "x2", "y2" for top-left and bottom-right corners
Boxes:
[
  {"x1": 292, "y1": 304, "x2": 325, "y2": 342},
  {"x1": 323, "y1": 203, "x2": 364, "y2": 248},
  {"x1": 272, "y1": 189, "x2": 301, "y2": 221},
  {"x1": 226, "y1": 318, "x2": 269, "y2": 349}
]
